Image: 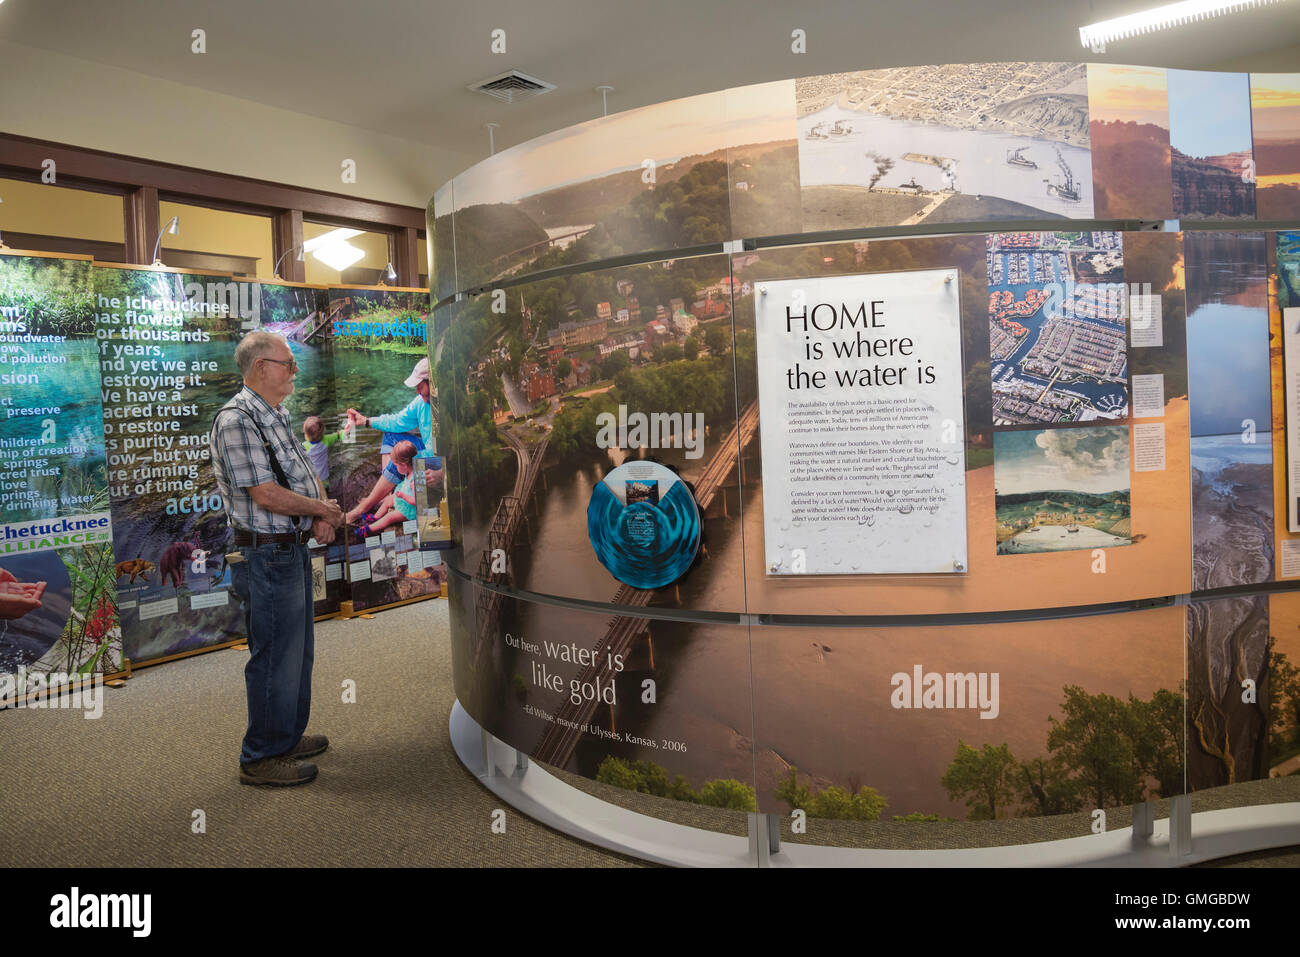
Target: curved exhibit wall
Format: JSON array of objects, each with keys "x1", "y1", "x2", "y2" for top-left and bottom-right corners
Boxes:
[{"x1": 433, "y1": 62, "x2": 1300, "y2": 842}]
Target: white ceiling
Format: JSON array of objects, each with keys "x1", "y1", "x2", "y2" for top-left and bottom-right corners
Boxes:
[{"x1": 3, "y1": 0, "x2": 1298, "y2": 202}]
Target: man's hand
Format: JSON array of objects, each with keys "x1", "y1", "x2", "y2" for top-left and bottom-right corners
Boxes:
[
  {"x1": 311, "y1": 518, "x2": 337, "y2": 545},
  {"x1": 346, "y1": 408, "x2": 367, "y2": 428},
  {"x1": 317, "y1": 498, "x2": 345, "y2": 527},
  {"x1": 423, "y1": 467, "x2": 445, "y2": 487}
]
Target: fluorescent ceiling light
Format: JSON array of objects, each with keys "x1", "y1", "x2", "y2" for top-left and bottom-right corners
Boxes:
[
  {"x1": 1080, "y1": 0, "x2": 1285, "y2": 47},
  {"x1": 312, "y1": 241, "x2": 365, "y2": 273},
  {"x1": 302, "y1": 227, "x2": 362, "y2": 254}
]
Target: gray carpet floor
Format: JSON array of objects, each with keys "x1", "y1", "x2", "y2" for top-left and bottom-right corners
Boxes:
[
  {"x1": 1, "y1": 599, "x2": 638, "y2": 867},
  {"x1": 2, "y1": 599, "x2": 1295, "y2": 867}
]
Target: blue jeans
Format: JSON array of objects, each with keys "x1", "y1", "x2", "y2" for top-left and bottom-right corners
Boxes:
[{"x1": 231, "y1": 543, "x2": 314, "y2": 764}]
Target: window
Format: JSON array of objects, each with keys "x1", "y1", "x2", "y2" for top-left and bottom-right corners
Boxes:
[
  {"x1": 303, "y1": 222, "x2": 393, "y2": 286},
  {"x1": 158, "y1": 201, "x2": 275, "y2": 278},
  {"x1": 0, "y1": 177, "x2": 123, "y2": 257}
]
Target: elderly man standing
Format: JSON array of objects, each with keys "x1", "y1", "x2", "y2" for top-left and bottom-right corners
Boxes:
[{"x1": 211, "y1": 331, "x2": 344, "y2": 787}]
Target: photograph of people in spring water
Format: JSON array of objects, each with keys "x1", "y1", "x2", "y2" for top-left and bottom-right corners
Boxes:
[{"x1": 325, "y1": 287, "x2": 447, "y2": 612}]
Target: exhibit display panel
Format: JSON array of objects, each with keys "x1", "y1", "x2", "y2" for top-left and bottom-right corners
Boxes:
[
  {"x1": 94, "y1": 264, "x2": 260, "y2": 664},
  {"x1": 0, "y1": 252, "x2": 120, "y2": 683},
  {"x1": 442, "y1": 253, "x2": 746, "y2": 612},
  {"x1": 431, "y1": 60, "x2": 1300, "y2": 864},
  {"x1": 450, "y1": 572, "x2": 756, "y2": 837},
  {"x1": 1252, "y1": 74, "x2": 1300, "y2": 222},
  {"x1": 249, "y1": 279, "x2": 346, "y2": 618},
  {"x1": 1087, "y1": 64, "x2": 1174, "y2": 221},
  {"x1": 752, "y1": 604, "x2": 1186, "y2": 847},
  {"x1": 448, "y1": 90, "x2": 735, "y2": 289},
  {"x1": 730, "y1": 231, "x2": 1192, "y2": 615},
  {"x1": 325, "y1": 285, "x2": 446, "y2": 612}
]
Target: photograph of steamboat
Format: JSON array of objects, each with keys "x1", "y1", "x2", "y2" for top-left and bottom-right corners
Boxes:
[{"x1": 795, "y1": 62, "x2": 1094, "y2": 228}]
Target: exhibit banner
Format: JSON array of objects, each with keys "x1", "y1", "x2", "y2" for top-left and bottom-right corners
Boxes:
[
  {"x1": 1185, "y1": 232, "x2": 1273, "y2": 581},
  {"x1": 247, "y1": 279, "x2": 345, "y2": 617},
  {"x1": 1279, "y1": 232, "x2": 1300, "y2": 533},
  {"x1": 1086, "y1": 63, "x2": 1173, "y2": 221},
  {"x1": 94, "y1": 265, "x2": 259, "y2": 664},
  {"x1": 751, "y1": 604, "x2": 1186, "y2": 827},
  {"x1": 447, "y1": 253, "x2": 746, "y2": 612},
  {"x1": 795, "y1": 62, "x2": 1094, "y2": 232},
  {"x1": 0, "y1": 252, "x2": 120, "y2": 681},
  {"x1": 1167, "y1": 69, "x2": 1256, "y2": 220},
  {"x1": 326, "y1": 286, "x2": 445, "y2": 612},
  {"x1": 453, "y1": 576, "x2": 756, "y2": 813},
  {"x1": 1250, "y1": 74, "x2": 1300, "y2": 222},
  {"x1": 753, "y1": 269, "x2": 967, "y2": 576}
]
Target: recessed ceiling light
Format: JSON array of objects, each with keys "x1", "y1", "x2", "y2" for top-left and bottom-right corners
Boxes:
[
  {"x1": 1079, "y1": 0, "x2": 1286, "y2": 48},
  {"x1": 312, "y1": 241, "x2": 365, "y2": 273},
  {"x1": 303, "y1": 227, "x2": 362, "y2": 254}
]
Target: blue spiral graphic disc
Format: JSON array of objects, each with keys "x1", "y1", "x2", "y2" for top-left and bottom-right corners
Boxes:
[{"x1": 587, "y1": 462, "x2": 700, "y2": 589}]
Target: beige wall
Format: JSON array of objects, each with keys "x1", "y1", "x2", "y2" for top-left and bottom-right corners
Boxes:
[
  {"x1": 0, "y1": 39, "x2": 444, "y2": 209},
  {"x1": 158, "y1": 200, "x2": 275, "y2": 278},
  {"x1": 0, "y1": 177, "x2": 123, "y2": 241}
]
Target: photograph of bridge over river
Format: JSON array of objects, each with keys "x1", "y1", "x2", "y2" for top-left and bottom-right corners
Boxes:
[
  {"x1": 795, "y1": 62, "x2": 1093, "y2": 231},
  {"x1": 442, "y1": 250, "x2": 757, "y2": 809},
  {"x1": 444, "y1": 253, "x2": 748, "y2": 613}
]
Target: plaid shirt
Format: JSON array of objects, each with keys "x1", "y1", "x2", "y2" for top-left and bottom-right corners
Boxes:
[{"x1": 210, "y1": 386, "x2": 320, "y2": 533}]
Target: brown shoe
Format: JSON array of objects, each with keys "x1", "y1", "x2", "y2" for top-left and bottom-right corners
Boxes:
[
  {"x1": 287, "y1": 734, "x2": 329, "y2": 759},
  {"x1": 239, "y1": 754, "x2": 318, "y2": 787}
]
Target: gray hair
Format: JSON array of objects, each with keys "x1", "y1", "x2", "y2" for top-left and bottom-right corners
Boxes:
[{"x1": 235, "y1": 331, "x2": 287, "y2": 377}]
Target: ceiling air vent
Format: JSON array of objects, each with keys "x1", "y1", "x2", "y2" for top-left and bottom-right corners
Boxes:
[{"x1": 468, "y1": 70, "x2": 556, "y2": 104}]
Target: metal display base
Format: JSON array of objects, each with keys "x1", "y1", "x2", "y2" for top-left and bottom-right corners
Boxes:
[{"x1": 452, "y1": 701, "x2": 1300, "y2": 867}]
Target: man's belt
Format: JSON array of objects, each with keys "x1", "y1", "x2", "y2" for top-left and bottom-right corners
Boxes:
[{"x1": 231, "y1": 528, "x2": 312, "y2": 547}]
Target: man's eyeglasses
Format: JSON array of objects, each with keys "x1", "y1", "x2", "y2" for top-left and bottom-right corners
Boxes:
[{"x1": 260, "y1": 357, "x2": 299, "y2": 372}]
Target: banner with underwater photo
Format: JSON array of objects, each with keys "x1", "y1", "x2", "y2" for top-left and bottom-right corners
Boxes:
[
  {"x1": 0, "y1": 252, "x2": 120, "y2": 682},
  {"x1": 326, "y1": 285, "x2": 445, "y2": 612},
  {"x1": 94, "y1": 264, "x2": 264, "y2": 664}
]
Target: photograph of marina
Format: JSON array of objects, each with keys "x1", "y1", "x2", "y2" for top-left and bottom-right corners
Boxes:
[
  {"x1": 987, "y1": 231, "x2": 1128, "y2": 427},
  {"x1": 795, "y1": 62, "x2": 1093, "y2": 230},
  {"x1": 994, "y1": 426, "x2": 1132, "y2": 555},
  {"x1": 1086, "y1": 63, "x2": 1173, "y2": 220},
  {"x1": 1251, "y1": 73, "x2": 1300, "y2": 221},
  {"x1": 1167, "y1": 69, "x2": 1256, "y2": 220}
]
